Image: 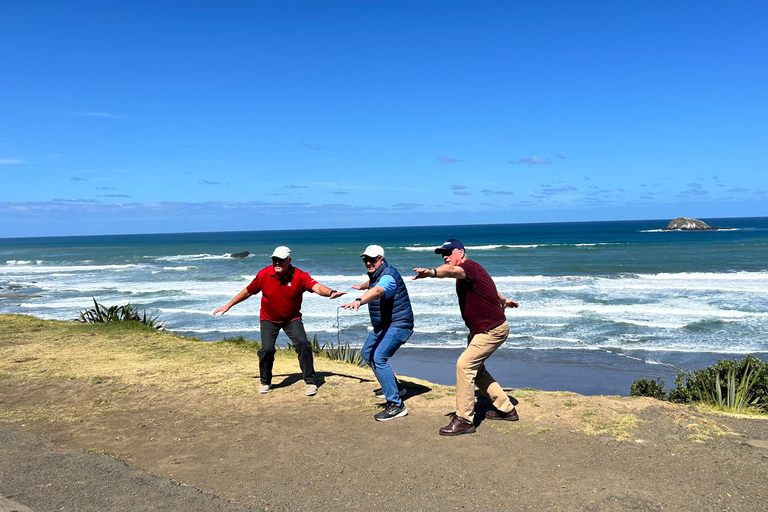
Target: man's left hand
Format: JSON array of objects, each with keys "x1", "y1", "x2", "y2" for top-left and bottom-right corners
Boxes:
[{"x1": 329, "y1": 291, "x2": 347, "y2": 299}]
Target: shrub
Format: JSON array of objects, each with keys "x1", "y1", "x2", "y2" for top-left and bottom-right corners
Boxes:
[
  {"x1": 286, "y1": 334, "x2": 367, "y2": 366},
  {"x1": 76, "y1": 298, "x2": 166, "y2": 330},
  {"x1": 667, "y1": 355, "x2": 767, "y2": 411},
  {"x1": 629, "y1": 376, "x2": 667, "y2": 400},
  {"x1": 221, "y1": 336, "x2": 261, "y2": 351}
]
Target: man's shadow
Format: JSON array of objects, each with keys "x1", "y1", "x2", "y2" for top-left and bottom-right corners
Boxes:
[
  {"x1": 251, "y1": 373, "x2": 434, "y2": 398},
  {"x1": 253, "y1": 371, "x2": 375, "y2": 390},
  {"x1": 444, "y1": 391, "x2": 519, "y2": 427}
]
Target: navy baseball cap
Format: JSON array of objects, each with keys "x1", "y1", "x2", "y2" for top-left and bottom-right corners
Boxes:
[{"x1": 435, "y1": 239, "x2": 465, "y2": 254}]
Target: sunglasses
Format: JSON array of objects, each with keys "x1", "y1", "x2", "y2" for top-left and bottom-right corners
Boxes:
[
  {"x1": 271, "y1": 257, "x2": 288, "y2": 264},
  {"x1": 362, "y1": 256, "x2": 381, "y2": 264}
]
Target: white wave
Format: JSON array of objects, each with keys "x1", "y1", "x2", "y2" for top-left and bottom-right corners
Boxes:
[
  {"x1": 161, "y1": 307, "x2": 257, "y2": 316},
  {"x1": 162, "y1": 266, "x2": 197, "y2": 271},
  {"x1": 509, "y1": 334, "x2": 581, "y2": 343},
  {"x1": 155, "y1": 254, "x2": 232, "y2": 262},
  {"x1": 636, "y1": 271, "x2": 768, "y2": 281},
  {"x1": 465, "y1": 244, "x2": 504, "y2": 250},
  {"x1": 0, "y1": 264, "x2": 139, "y2": 274}
]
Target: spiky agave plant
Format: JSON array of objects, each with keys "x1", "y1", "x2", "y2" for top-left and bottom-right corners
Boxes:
[{"x1": 77, "y1": 298, "x2": 166, "y2": 330}]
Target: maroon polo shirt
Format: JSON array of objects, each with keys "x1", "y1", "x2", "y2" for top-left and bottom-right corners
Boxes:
[
  {"x1": 246, "y1": 265, "x2": 318, "y2": 323},
  {"x1": 456, "y1": 259, "x2": 507, "y2": 334}
]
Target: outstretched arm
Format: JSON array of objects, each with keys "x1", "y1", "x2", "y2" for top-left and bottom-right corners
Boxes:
[
  {"x1": 498, "y1": 290, "x2": 519, "y2": 309},
  {"x1": 412, "y1": 264, "x2": 466, "y2": 280},
  {"x1": 213, "y1": 288, "x2": 252, "y2": 316},
  {"x1": 311, "y1": 282, "x2": 347, "y2": 299},
  {"x1": 340, "y1": 285, "x2": 385, "y2": 311}
]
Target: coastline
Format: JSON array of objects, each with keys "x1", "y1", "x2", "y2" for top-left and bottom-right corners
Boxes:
[{"x1": 392, "y1": 346, "x2": 768, "y2": 396}]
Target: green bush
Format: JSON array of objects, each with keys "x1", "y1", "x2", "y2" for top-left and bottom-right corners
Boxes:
[
  {"x1": 220, "y1": 336, "x2": 261, "y2": 351},
  {"x1": 76, "y1": 298, "x2": 166, "y2": 330},
  {"x1": 667, "y1": 355, "x2": 767, "y2": 411},
  {"x1": 286, "y1": 334, "x2": 367, "y2": 366},
  {"x1": 630, "y1": 356, "x2": 767, "y2": 413},
  {"x1": 629, "y1": 376, "x2": 667, "y2": 400}
]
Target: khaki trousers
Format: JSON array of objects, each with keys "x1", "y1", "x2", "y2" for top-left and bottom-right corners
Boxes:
[{"x1": 455, "y1": 321, "x2": 513, "y2": 422}]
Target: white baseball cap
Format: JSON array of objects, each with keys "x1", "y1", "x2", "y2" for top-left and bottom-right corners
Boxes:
[
  {"x1": 271, "y1": 246, "x2": 291, "y2": 259},
  {"x1": 360, "y1": 245, "x2": 385, "y2": 258}
]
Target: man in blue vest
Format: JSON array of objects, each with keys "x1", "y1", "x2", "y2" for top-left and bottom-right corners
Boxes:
[{"x1": 340, "y1": 245, "x2": 415, "y2": 421}]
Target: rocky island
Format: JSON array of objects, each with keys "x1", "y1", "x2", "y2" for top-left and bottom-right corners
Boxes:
[{"x1": 663, "y1": 217, "x2": 719, "y2": 231}]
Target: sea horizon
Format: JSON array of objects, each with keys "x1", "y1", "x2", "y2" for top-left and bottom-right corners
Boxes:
[{"x1": 0, "y1": 214, "x2": 759, "y2": 241}]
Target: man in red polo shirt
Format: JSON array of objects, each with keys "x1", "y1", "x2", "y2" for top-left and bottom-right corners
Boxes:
[{"x1": 213, "y1": 246, "x2": 345, "y2": 396}]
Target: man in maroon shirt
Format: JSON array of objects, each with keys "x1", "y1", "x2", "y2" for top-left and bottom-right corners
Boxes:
[
  {"x1": 413, "y1": 239, "x2": 520, "y2": 435},
  {"x1": 214, "y1": 246, "x2": 345, "y2": 396}
]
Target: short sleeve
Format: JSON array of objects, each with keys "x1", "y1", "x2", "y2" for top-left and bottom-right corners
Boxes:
[
  {"x1": 246, "y1": 273, "x2": 262, "y2": 295},
  {"x1": 299, "y1": 270, "x2": 318, "y2": 292},
  {"x1": 376, "y1": 275, "x2": 397, "y2": 299}
]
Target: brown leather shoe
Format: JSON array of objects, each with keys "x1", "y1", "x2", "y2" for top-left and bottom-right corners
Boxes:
[
  {"x1": 485, "y1": 407, "x2": 519, "y2": 421},
  {"x1": 439, "y1": 415, "x2": 476, "y2": 436}
]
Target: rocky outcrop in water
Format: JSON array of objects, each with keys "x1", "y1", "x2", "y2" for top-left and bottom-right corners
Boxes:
[
  {"x1": 663, "y1": 217, "x2": 715, "y2": 231},
  {"x1": 229, "y1": 251, "x2": 250, "y2": 258}
]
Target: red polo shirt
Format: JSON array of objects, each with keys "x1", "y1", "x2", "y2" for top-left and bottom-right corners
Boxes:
[{"x1": 246, "y1": 265, "x2": 318, "y2": 323}]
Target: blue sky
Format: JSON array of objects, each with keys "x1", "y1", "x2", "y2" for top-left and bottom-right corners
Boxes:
[{"x1": 1, "y1": 1, "x2": 766, "y2": 237}]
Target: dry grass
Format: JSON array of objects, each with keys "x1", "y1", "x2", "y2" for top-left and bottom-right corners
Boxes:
[{"x1": 0, "y1": 314, "x2": 370, "y2": 396}]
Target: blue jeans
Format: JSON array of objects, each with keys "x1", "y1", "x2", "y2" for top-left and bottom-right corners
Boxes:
[{"x1": 361, "y1": 326, "x2": 412, "y2": 406}]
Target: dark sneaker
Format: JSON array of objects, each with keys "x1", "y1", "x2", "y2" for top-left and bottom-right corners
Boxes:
[
  {"x1": 439, "y1": 415, "x2": 476, "y2": 436},
  {"x1": 373, "y1": 382, "x2": 407, "y2": 399},
  {"x1": 374, "y1": 402, "x2": 408, "y2": 422},
  {"x1": 485, "y1": 407, "x2": 519, "y2": 421}
]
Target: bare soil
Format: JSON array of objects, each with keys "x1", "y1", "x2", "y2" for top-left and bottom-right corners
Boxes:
[{"x1": 1, "y1": 315, "x2": 768, "y2": 511}]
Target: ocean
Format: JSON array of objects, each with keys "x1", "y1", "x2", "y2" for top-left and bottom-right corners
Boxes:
[{"x1": 2, "y1": 217, "x2": 767, "y2": 394}]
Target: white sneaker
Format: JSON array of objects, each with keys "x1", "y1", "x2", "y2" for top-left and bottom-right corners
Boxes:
[
  {"x1": 305, "y1": 384, "x2": 318, "y2": 396},
  {"x1": 258, "y1": 384, "x2": 271, "y2": 394}
]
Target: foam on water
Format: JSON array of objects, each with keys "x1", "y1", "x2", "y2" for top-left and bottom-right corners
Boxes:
[{"x1": 2, "y1": 219, "x2": 767, "y2": 361}]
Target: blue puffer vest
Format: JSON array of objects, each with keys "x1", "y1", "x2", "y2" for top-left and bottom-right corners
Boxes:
[{"x1": 368, "y1": 261, "x2": 414, "y2": 331}]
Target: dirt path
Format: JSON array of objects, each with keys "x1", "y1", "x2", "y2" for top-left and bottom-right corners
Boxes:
[{"x1": 2, "y1": 373, "x2": 768, "y2": 512}]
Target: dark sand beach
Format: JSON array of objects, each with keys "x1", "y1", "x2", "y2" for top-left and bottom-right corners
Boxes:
[{"x1": 2, "y1": 315, "x2": 768, "y2": 511}]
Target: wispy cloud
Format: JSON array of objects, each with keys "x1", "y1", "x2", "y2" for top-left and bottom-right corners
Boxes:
[
  {"x1": 286, "y1": 185, "x2": 309, "y2": 189},
  {"x1": 332, "y1": 191, "x2": 349, "y2": 195},
  {"x1": 301, "y1": 142, "x2": 327, "y2": 151},
  {"x1": 0, "y1": 159, "x2": 25, "y2": 165},
  {"x1": 437, "y1": 156, "x2": 462, "y2": 163},
  {"x1": 96, "y1": 187, "x2": 116, "y2": 190},
  {"x1": 451, "y1": 185, "x2": 469, "y2": 190},
  {"x1": 677, "y1": 183, "x2": 707, "y2": 197},
  {"x1": 97, "y1": 194, "x2": 131, "y2": 198},
  {"x1": 481, "y1": 189, "x2": 514, "y2": 196},
  {"x1": 200, "y1": 180, "x2": 226, "y2": 185},
  {"x1": 71, "y1": 177, "x2": 88, "y2": 181},
  {"x1": 509, "y1": 156, "x2": 551, "y2": 166},
  {"x1": 536, "y1": 184, "x2": 577, "y2": 196},
  {"x1": 453, "y1": 190, "x2": 471, "y2": 196},
  {"x1": 77, "y1": 111, "x2": 120, "y2": 118},
  {"x1": 391, "y1": 202, "x2": 422, "y2": 210},
  {"x1": 554, "y1": 153, "x2": 566, "y2": 160}
]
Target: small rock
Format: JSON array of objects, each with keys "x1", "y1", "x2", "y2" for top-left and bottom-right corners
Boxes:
[{"x1": 229, "y1": 251, "x2": 249, "y2": 258}]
